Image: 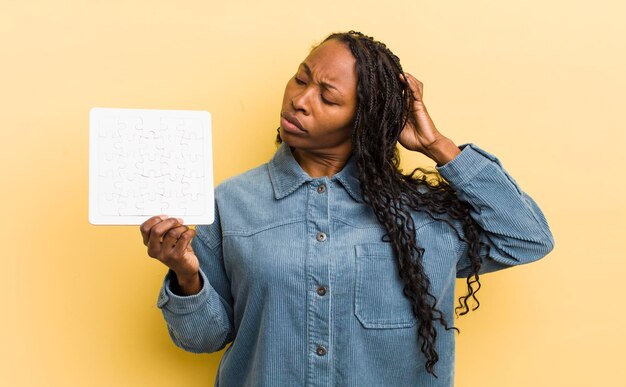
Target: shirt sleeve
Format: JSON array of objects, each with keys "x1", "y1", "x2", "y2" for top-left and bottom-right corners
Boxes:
[
  {"x1": 435, "y1": 143, "x2": 555, "y2": 278},
  {"x1": 156, "y1": 200, "x2": 235, "y2": 353}
]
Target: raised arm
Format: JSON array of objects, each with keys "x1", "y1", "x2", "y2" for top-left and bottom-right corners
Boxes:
[
  {"x1": 397, "y1": 72, "x2": 554, "y2": 276},
  {"x1": 435, "y1": 143, "x2": 554, "y2": 276}
]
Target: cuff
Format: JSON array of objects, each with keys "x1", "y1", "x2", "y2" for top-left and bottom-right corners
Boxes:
[
  {"x1": 435, "y1": 143, "x2": 500, "y2": 188},
  {"x1": 156, "y1": 269, "x2": 211, "y2": 314}
]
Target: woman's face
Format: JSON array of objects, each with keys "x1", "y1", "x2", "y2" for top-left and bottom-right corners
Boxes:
[{"x1": 279, "y1": 38, "x2": 358, "y2": 153}]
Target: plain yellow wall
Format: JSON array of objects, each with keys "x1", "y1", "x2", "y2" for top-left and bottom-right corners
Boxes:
[{"x1": 1, "y1": 1, "x2": 624, "y2": 386}]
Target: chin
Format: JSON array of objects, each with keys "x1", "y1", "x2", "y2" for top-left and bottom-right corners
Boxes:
[{"x1": 278, "y1": 128, "x2": 306, "y2": 147}]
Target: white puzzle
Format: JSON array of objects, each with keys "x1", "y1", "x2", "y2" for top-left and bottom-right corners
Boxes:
[{"x1": 89, "y1": 107, "x2": 214, "y2": 225}]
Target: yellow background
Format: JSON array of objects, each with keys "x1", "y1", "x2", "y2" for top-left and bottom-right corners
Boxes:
[{"x1": 2, "y1": 1, "x2": 624, "y2": 386}]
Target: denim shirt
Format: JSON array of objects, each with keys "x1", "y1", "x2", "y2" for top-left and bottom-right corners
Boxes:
[{"x1": 156, "y1": 142, "x2": 554, "y2": 387}]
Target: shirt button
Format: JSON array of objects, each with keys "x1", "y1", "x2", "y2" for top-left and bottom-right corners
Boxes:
[
  {"x1": 317, "y1": 286, "x2": 326, "y2": 296},
  {"x1": 317, "y1": 184, "x2": 326, "y2": 193},
  {"x1": 316, "y1": 232, "x2": 327, "y2": 242},
  {"x1": 316, "y1": 346, "x2": 327, "y2": 356}
]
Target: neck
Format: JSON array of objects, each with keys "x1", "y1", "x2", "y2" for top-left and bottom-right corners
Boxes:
[{"x1": 291, "y1": 144, "x2": 352, "y2": 178}]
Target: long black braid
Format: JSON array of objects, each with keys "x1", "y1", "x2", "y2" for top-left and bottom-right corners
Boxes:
[{"x1": 275, "y1": 31, "x2": 488, "y2": 378}]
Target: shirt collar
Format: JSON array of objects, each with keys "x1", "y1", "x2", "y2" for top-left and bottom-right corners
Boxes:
[{"x1": 268, "y1": 142, "x2": 363, "y2": 203}]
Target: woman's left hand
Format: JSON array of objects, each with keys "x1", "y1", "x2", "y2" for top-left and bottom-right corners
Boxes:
[{"x1": 398, "y1": 72, "x2": 460, "y2": 165}]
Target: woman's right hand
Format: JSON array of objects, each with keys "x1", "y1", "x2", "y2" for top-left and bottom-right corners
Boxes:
[{"x1": 140, "y1": 215, "x2": 201, "y2": 295}]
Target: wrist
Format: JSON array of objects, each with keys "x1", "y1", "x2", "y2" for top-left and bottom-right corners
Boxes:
[
  {"x1": 173, "y1": 271, "x2": 202, "y2": 296},
  {"x1": 426, "y1": 136, "x2": 461, "y2": 166}
]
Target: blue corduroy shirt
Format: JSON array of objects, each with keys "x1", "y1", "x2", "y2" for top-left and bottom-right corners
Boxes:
[{"x1": 156, "y1": 142, "x2": 554, "y2": 387}]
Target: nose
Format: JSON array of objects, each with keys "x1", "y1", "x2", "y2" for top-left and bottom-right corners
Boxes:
[{"x1": 291, "y1": 88, "x2": 311, "y2": 115}]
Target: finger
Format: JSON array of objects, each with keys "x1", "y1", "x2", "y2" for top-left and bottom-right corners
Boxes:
[
  {"x1": 399, "y1": 73, "x2": 423, "y2": 101},
  {"x1": 140, "y1": 214, "x2": 168, "y2": 246},
  {"x1": 161, "y1": 225, "x2": 190, "y2": 256},
  {"x1": 147, "y1": 218, "x2": 182, "y2": 258},
  {"x1": 406, "y1": 75, "x2": 424, "y2": 100},
  {"x1": 173, "y1": 229, "x2": 197, "y2": 258},
  {"x1": 403, "y1": 72, "x2": 422, "y2": 85},
  {"x1": 414, "y1": 79, "x2": 424, "y2": 99}
]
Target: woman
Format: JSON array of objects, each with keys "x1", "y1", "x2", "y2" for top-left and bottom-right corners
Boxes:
[{"x1": 140, "y1": 31, "x2": 554, "y2": 386}]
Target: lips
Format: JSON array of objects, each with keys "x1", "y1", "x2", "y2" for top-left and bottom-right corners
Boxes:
[{"x1": 281, "y1": 111, "x2": 306, "y2": 132}]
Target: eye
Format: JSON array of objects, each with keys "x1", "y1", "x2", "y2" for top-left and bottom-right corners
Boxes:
[
  {"x1": 320, "y1": 95, "x2": 335, "y2": 105},
  {"x1": 294, "y1": 77, "x2": 306, "y2": 85}
]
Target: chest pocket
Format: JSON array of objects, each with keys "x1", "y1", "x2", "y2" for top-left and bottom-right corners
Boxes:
[{"x1": 354, "y1": 242, "x2": 418, "y2": 329}]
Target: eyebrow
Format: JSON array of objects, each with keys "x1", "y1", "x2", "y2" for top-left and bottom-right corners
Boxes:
[{"x1": 301, "y1": 62, "x2": 344, "y2": 97}]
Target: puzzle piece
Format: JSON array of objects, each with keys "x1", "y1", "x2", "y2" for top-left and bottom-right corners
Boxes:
[
  {"x1": 177, "y1": 118, "x2": 204, "y2": 140},
  {"x1": 135, "y1": 154, "x2": 170, "y2": 178},
  {"x1": 137, "y1": 178, "x2": 167, "y2": 201},
  {"x1": 181, "y1": 175, "x2": 205, "y2": 201},
  {"x1": 117, "y1": 194, "x2": 141, "y2": 216},
  {"x1": 98, "y1": 151, "x2": 129, "y2": 178},
  {"x1": 159, "y1": 191, "x2": 190, "y2": 215},
  {"x1": 135, "y1": 194, "x2": 171, "y2": 215}
]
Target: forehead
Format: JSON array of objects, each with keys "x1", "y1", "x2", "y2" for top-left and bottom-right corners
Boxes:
[{"x1": 302, "y1": 39, "x2": 357, "y2": 91}]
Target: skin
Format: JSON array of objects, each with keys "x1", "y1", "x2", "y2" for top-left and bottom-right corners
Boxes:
[
  {"x1": 397, "y1": 72, "x2": 461, "y2": 164},
  {"x1": 278, "y1": 38, "x2": 358, "y2": 178},
  {"x1": 139, "y1": 216, "x2": 200, "y2": 295},
  {"x1": 139, "y1": 38, "x2": 461, "y2": 296}
]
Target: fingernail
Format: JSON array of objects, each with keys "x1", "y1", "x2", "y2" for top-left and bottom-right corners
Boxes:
[{"x1": 177, "y1": 218, "x2": 184, "y2": 224}]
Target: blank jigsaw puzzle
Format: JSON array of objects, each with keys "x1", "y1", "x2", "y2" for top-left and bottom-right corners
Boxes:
[{"x1": 89, "y1": 107, "x2": 214, "y2": 225}]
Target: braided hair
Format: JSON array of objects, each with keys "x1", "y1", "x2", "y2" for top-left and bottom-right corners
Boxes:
[{"x1": 275, "y1": 31, "x2": 488, "y2": 378}]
